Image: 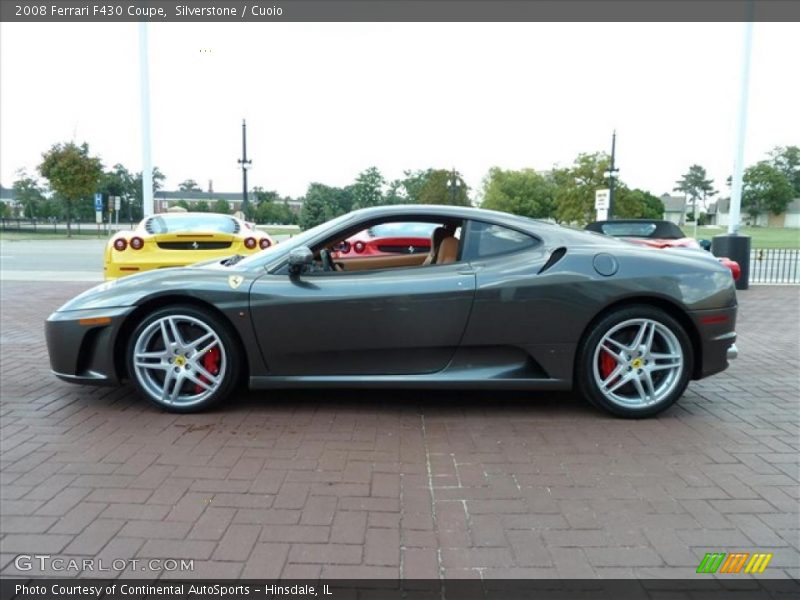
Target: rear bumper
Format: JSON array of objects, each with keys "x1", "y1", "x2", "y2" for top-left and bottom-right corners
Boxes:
[{"x1": 688, "y1": 306, "x2": 738, "y2": 379}]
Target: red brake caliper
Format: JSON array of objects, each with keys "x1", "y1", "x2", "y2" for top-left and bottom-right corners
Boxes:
[
  {"x1": 600, "y1": 350, "x2": 616, "y2": 380},
  {"x1": 195, "y1": 346, "x2": 220, "y2": 394}
]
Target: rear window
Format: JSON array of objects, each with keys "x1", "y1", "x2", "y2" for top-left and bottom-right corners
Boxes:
[
  {"x1": 146, "y1": 215, "x2": 239, "y2": 234},
  {"x1": 465, "y1": 221, "x2": 538, "y2": 259}
]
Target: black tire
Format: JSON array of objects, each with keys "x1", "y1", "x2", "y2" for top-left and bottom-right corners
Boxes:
[
  {"x1": 576, "y1": 305, "x2": 693, "y2": 418},
  {"x1": 126, "y1": 304, "x2": 242, "y2": 413}
]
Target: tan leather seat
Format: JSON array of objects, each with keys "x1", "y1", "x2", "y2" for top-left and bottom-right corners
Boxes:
[
  {"x1": 422, "y1": 227, "x2": 447, "y2": 266},
  {"x1": 436, "y1": 236, "x2": 459, "y2": 264}
]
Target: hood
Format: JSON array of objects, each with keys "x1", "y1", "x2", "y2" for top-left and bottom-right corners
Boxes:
[{"x1": 55, "y1": 260, "x2": 255, "y2": 312}]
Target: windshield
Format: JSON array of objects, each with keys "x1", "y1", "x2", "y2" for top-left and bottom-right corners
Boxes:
[
  {"x1": 145, "y1": 214, "x2": 239, "y2": 234},
  {"x1": 236, "y1": 212, "x2": 356, "y2": 268},
  {"x1": 588, "y1": 221, "x2": 686, "y2": 240}
]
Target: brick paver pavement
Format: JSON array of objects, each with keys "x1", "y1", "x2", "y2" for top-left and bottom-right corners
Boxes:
[{"x1": 1, "y1": 282, "x2": 798, "y2": 579}]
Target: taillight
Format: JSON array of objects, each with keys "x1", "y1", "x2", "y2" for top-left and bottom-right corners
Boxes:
[
  {"x1": 340, "y1": 241, "x2": 351, "y2": 254},
  {"x1": 130, "y1": 237, "x2": 144, "y2": 250},
  {"x1": 354, "y1": 241, "x2": 365, "y2": 253},
  {"x1": 244, "y1": 237, "x2": 257, "y2": 249},
  {"x1": 113, "y1": 238, "x2": 127, "y2": 251},
  {"x1": 731, "y1": 263, "x2": 741, "y2": 281},
  {"x1": 259, "y1": 238, "x2": 271, "y2": 249}
]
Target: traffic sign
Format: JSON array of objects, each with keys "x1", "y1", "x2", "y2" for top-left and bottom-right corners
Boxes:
[
  {"x1": 94, "y1": 193, "x2": 103, "y2": 212},
  {"x1": 595, "y1": 189, "x2": 610, "y2": 210},
  {"x1": 114, "y1": 196, "x2": 121, "y2": 211}
]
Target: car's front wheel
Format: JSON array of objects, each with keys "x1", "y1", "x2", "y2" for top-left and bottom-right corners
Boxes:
[
  {"x1": 577, "y1": 306, "x2": 693, "y2": 418},
  {"x1": 126, "y1": 305, "x2": 241, "y2": 412}
]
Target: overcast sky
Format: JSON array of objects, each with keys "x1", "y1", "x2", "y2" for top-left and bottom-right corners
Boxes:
[{"x1": 1, "y1": 22, "x2": 798, "y2": 200}]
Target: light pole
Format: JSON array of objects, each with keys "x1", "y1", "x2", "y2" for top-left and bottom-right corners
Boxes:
[
  {"x1": 604, "y1": 130, "x2": 619, "y2": 220},
  {"x1": 446, "y1": 168, "x2": 461, "y2": 205},
  {"x1": 237, "y1": 119, "x2": 252, "y2": 215}
]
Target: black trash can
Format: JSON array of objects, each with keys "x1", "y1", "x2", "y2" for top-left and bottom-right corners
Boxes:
[{"x1": 712, "y1": 234, "x2": 751, "y2": 290}]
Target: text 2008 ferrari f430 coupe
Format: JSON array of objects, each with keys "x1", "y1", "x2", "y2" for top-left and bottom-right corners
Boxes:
[{"x1": 45, "y1": 205, "x2": 738, "y2": 418}]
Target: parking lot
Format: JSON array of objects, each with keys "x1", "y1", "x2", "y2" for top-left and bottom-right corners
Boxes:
[{"x1": 0, "y1": 279, "x2": 798, "y2": 579}]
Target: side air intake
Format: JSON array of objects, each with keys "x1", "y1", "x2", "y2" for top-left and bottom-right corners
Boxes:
[{"x1": 538, "y1": 247, "x2": 567, "y2": 274}]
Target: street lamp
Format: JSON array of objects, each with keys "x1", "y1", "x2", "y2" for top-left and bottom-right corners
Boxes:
[
  {"x1": 446, "y1": 168, "x2": 461, "y2": 205},
  {"x1": 604, "y1": 130, "x2": 619, "y2": 219},
  {"x1": 237, "y1": 119, "x2": 253, "y2": 215}
]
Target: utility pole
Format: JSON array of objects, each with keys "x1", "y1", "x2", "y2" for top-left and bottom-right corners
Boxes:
[
  {"x1": 139, "y1": 22, "x2": 153, "y2": 217},
  {"x1": 237, "y1": 119, "x2": 252, "y2": 215},
  {"x1": 712, "y1": 18, "x2": 754, "y2": 290},
  {"x1": 606, "y1": 130, "x2": 619, "y2": 219},
  {"x1": 447, "y1": 168, "x2": 461, "y2": 205}
]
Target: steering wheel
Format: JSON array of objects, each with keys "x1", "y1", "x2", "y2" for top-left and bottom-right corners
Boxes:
[{"x1": 320, "y1": 248, "x2": 335, "y2": 272}]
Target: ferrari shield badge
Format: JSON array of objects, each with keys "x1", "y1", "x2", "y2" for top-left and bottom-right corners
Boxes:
[{"x1": 228, "y1": 275, "x2": 245, "y2": 289}]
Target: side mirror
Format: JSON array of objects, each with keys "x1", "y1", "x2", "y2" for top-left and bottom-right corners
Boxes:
[
  {"x1": 698, "y1": 239, "x2": 712, "y2": 252},
  {"x1": 288, "y1": 246, "x2": 313, "y2": 275}
]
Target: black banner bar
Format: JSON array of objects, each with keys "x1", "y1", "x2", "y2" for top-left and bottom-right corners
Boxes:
[
  {"x1": 3, "y1": 579, "x2": 800, "y2": 600},
  {"x1": 2, "y1": 0, "x2": 799, "y2": 23}
]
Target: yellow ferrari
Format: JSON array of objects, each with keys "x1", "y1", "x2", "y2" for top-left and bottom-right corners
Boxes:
[{"x1": 105, "y1": 212, "x2": 275, "y2": 280}]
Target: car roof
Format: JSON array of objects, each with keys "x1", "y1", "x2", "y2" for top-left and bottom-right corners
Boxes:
[{"x1": 347, "y1": 204, "x2": 550, "y2": 230}]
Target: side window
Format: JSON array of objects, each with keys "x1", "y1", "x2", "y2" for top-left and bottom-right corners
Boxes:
[{"x1": 464, "y1": 220, "x2": 538, "y2": 259}]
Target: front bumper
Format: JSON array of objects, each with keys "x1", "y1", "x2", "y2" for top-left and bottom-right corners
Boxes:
[{"x1": 45, "y1": 306, "x2": 134, "y2": 385}]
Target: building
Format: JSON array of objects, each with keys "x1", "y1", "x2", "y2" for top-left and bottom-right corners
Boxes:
[
  {"x1": 154, "y1": 190, "x2": 303, "y2": 214},
  {"x1": 711, "y1": 197, "x2": 800, "y2": 229},
  {"x1": 661, "y1": 194, "x2": 687, "y2": 225}
]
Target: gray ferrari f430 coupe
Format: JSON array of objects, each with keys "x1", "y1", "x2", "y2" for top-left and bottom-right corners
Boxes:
[{"x1": 45, "y1": 205, "x2": 738, "y2": 418}]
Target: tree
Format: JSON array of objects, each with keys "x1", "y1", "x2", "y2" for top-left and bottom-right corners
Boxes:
[
  {"x1": 674, "y1": 165, "x2": 716, "y2": 230},
  {"x1": 97, "y1": 164, "x2": 136, "y2": 222},
  {"x1": 178, "y1": 179, "x2": 202, "y2": 192},
  {"x1": 1, "y1": 202, "x2": 12, "y2": 218},
  {"x1": 194, "y1": 200, "x2": 210, "y2": 212},
  {"x1": 175, "y1": 199, "x2": 190, "y2": 210},
  {"x1": 212, "y1": 199, "x2": 231, "y2": 214},
  {"x1": 769, "y1": 145, "x2": 800, "y2": 196},
  {"x1": 132, "y1": 166, "x2": 166, "y2": 220},
  {"x1": 387, "y1": 169, "x2": 434, "y2": 204},
  {"x1": 38, "y1": 142, "x2": 103, "y2": 236},
  {"x1": 742, "y1": 162, "x2": 794, "y2": 220},
  {"x1": 298, "y1": 183, "x2": 352, "y2": 229},
  {"x1": 481, "y1": 167, "x2": 555, "y2": 218},
  {"x1": 12, "y1": 169, "x2": 47, "y2": 219},
  {"x1": 251, "y1": 188, "x2": 295, "y2": 224},
  {"x1": 417, "y1": 169, "x2": 470, "y2": 206},
  {"x1": 351, "y1": 167, "x2": 386, "y2": 209},
  {"x1": 614, "y1": 187, "x2": 665, "y2": 220},
  {"x1": 554, "y1": 152, "x2": 611, "y2": 225}
]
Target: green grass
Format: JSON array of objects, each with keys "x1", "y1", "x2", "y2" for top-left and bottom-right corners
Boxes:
[
  {"x1": 256, "y1": 225, "x2": 300, "y2": 236},
  {"x1": 694, "y1": 226, "x2": 800, "y2": 249}
]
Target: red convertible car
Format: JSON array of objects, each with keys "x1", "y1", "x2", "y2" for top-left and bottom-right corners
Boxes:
[
  {"x1": 585, "y1": 220, "x2": 741, "y2": 281},
  {"x1": 332, "y1": 222, "x2": 438, "y2": 260}
]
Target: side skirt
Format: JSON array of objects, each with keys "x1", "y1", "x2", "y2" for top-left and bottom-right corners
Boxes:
[{"x1": 249, "y1": 375, "x2": 571, "y2": 391}]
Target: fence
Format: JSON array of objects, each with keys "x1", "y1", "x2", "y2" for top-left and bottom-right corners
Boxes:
[
  {"x1": 749, "y1": 248, "x2": 800, "y2": 284},
  {"x1": 0, "y1": 218, "x2": 134, "y2": 235}
]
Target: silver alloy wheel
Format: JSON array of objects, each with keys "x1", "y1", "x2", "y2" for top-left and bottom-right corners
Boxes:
[
  {"x1": 591, "y1": 317, "x2": 683, "y2": 409},
  {"x1": 132, "y1": 314, "x2": 226, "y2": 407}
]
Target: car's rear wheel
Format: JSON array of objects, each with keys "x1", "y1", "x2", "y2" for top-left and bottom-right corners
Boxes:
[
  {"x1": 577, "y1": 306, "x2": 693, "y2": 418},
  {"x1": 126, "y1": 305, "x2": 241, "y2": 412}
]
